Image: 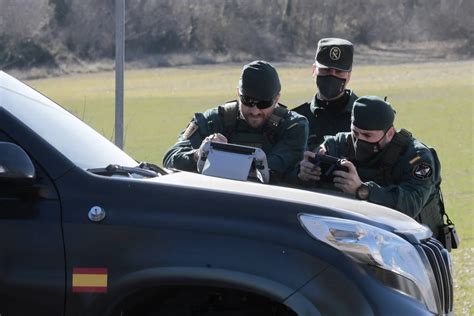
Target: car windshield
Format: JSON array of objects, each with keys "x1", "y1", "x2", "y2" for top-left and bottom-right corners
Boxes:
[{"x1": 0, "y1": 72, "x2": 137, "y2": 169}]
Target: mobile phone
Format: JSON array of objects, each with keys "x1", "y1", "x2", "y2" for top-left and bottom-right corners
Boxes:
[{"x1": 309, "y1": 154, "x2": 349, "y2": 181}]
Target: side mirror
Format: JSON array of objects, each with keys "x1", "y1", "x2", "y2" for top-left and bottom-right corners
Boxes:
[{"x1": 0, "y1": 142, "x2": 35, "y2": 185}]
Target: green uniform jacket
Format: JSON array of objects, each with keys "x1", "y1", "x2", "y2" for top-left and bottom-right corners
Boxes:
[
  {"x1": 163, "y1": 102, "x2": 309, "y2": 181},
  {"x1": 323, "y1": 132, "x2": 439, "y2": 221},
  {"x1": 292, "y1": 90, "x2": 358, "y2": 151}
]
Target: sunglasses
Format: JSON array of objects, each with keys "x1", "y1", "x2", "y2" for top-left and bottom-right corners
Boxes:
[{"x1": 239, "y1": 94, "x2": 274, "y2": 109}]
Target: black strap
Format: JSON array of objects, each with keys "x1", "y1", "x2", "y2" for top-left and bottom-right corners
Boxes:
[
  {"x1": 218, "y1": 101, "x2": 239, "y2": 137},
  {"x1": 264, "y1": 104, "x2": 288, "y2": 143},
  {"x1": 437, "y1": 188, "x2": 451, "y2": 223},
  {"x1": 379, "y1": 129, "x2": 412, "y2": 183}
]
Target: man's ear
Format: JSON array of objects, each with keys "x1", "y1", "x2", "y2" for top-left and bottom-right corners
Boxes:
[
  {"x1": 312, "y1": 63, "x2": 317, "y2": 78},
  {"x1": 274, "y1": 93, "x2": 281, "y2": 105},
  {"x1": 386, "y1": 127, "x2": 396, "y2": 142},
  {"x1": 346, "y1": 71, "x2": 352, "y2": 84}
]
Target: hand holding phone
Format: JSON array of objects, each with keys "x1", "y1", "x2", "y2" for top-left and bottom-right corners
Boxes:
[{"x1": 309, "y1": 154, "x2": 349, "y2": 182}]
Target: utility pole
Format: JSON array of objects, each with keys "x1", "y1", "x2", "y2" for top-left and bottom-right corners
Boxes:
[{"x1": 115, "y1": 0, "x2": 125, "y2": 149}]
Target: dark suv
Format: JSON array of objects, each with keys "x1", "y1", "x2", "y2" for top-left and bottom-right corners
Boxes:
[{"x1": 0, "y1": 71, "x2": 453, "y2": 315}]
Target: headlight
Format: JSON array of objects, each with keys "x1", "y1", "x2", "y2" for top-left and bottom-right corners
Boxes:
[{"x1": 298, "y1": 213, "x2": 437, "y2": 313}]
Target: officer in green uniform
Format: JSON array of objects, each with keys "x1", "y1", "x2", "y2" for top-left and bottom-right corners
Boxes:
[
  {"x1": 163, "y1": 60, "x2": 309, "y2": 183},
  {"x1": 293, "y1": 38, "x2": 358, "y2": 151},
  {"x1": 298, "y1": 96, "x2": 445, "y2": 239}
]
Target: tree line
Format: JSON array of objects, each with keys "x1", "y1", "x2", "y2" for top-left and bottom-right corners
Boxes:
[{"x1": 0, "y1": 0, "x2": 472, "y2": 70}]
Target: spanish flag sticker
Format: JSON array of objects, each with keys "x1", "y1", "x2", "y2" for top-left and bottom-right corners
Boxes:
[{"x1": 72, "y1": 268, "x2": 108, "y2": 293}]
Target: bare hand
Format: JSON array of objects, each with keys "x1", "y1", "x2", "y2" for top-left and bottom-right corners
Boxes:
[
  {"x1": 298, "y1": 151, "x2": 322, "y2": 182},
  {"x1": 207, "y1": 133, "x2": 228, "y2": 143},
  {"x1": 194, "y1": 133, "x2": 228, "y2": 161},
  {"x1": 332, "y1": 160, "x2": 362, "y2": 195}
]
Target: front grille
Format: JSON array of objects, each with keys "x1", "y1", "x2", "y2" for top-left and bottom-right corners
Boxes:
[{"x1": 417, "y1": 237, "x2": 453, "y2": 314}]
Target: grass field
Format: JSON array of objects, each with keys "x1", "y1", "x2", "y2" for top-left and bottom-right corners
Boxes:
[{"x1": 28, "y1": 60, "x2": 473, "y2": 314}]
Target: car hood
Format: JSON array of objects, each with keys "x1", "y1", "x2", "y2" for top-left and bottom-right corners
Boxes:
[{"x1": 149, "y1": 171, "x2": 429, "y2": 240}]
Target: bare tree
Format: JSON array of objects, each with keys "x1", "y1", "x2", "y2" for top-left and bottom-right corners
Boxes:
[
  {"x1": 0, "y1": 0, "x2": 53, "y2": 38},
  {"x1": 1, "y1": 0, "x2": 472, "y2": 70}
]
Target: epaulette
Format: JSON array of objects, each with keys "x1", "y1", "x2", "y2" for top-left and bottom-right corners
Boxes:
[
  {"x1": 267, "y1": 103, "x2": 288, "y2": 129},
  {"x1": 291, "y1": 102, "x2": 310, "y2": 115}
]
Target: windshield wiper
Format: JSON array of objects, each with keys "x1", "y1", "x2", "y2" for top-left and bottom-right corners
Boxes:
[
  {"x1": 137, "y1": 162, "x2": 168, "y2": 176},
  {"x1": 88, "y1": 164, "x2": 159, "y2": 178}
]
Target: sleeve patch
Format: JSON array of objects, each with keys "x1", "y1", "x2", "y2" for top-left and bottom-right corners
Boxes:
[
  {"x1": 412, "y1": 162, "x2": 432, "y2": 180},
  {"x1": 182, "y1": 122, "x2": 199, "y2": 139}
]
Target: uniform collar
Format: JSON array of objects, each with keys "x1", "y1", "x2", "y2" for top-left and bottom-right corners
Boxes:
[{"x1": 310, "y1": 89, "x2": 353, "y2": 115}]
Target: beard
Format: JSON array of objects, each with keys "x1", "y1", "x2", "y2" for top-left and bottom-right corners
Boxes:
[{"x1": 243, "y1": 112, "x2": 266, "y2": 128}]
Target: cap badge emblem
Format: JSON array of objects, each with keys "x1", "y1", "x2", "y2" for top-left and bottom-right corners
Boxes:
[{"x1": 330, "y1": 47, "x2": 341, "y2": 61}]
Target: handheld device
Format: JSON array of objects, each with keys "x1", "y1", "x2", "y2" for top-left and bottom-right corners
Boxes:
[
  {"x1": 310, "y1": 154, "x2": 349, "y2": 181},
  {"x1": 197, "y1": 141, "x2": 270, "y2": 184}
]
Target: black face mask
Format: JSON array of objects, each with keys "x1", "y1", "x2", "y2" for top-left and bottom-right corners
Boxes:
[
  {"x1": 352, "y1": 133, "x2": 386, "y2": 163},
  {"x1": 316, "y1": 75, "x2": 346, "y2": 100}
]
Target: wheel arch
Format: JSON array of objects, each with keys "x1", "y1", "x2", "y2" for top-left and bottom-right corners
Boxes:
[{"x1": 86, "y1": 267, "x2": 319, "y2": 316}]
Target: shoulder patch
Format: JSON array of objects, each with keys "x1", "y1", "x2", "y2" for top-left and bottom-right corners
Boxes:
[
  {"x1": 182, "y1": 122, "x2": 199, "y2": 139},
  {"x1": 412, "y1": 162, "x2": 432, "y2": 180}
]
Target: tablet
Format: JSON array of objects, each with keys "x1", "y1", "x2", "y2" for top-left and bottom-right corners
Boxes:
[{"x1": 200, "y1": 142, "x2": 269, "y2": 183}]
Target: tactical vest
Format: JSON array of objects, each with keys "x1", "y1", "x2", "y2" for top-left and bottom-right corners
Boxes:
[
  {"x1": 293, "y1": 90, "x2": 357, "y2": 151},
  {"x1": 216, "y1": 101, "x2": 288, "y2": 151},
  {"x1": 354, "y1": 130, "x2": 451, "y2": 245}
]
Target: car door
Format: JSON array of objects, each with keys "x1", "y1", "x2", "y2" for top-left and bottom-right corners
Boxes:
[{"x1": 0, "y1": 131, "x2": 65, "y2": 315}]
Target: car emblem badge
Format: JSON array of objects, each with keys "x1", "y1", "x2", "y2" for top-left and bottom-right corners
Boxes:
[
  {"x1": 88, "y1": 206, "x2": 106, "y2": 222},
  {"x1": 330, "y1": 47, "x2": 341, "y2": 60}
]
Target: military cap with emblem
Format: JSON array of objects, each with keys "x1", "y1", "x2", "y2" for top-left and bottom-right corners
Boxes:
[
  {"x1": 351, "y1": 96, "x2": 395, "y2": 131},
  {"x1": 315, "y1": 38, "x2": 354, "y2": 72},
  {"x1": 238, "y1": 60, "x2": 281, "y2": 101}
]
